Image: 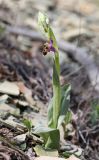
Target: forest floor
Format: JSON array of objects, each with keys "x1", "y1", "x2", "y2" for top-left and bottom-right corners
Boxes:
[{"x1": 0, "y1": 0, "x2": 99, "y2": 160}]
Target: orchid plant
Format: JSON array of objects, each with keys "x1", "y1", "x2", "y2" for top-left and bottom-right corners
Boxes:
[{"x1": 33, "y1": 12, "x2": 71, "y2": 150}]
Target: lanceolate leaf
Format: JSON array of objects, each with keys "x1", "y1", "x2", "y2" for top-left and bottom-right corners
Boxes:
[
  {"x1": 52, "y1": 60, "x2": 61, "y2": 128},
  {"x1": 58, "y1": 84, "x2": 71, "y2": 128},
  {"x1": 44, "y1": 129, "x2": 60, "y2": 149},
  {"x1": 47, "y1": 98, "x2": 54, "y2": 128},
  {"x1": 64, "y1": 111, "x2": 72, "y2": 125},
  {"x1": 23, "y1": 119, "x2": 32, "y2": 133}
]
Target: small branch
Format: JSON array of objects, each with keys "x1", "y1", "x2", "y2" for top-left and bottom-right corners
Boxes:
[
  {"x1": 0, "y1": 118, "x2": 26, "y2": 133},
  {"x1": 0, "y1": 135, "x2": 30, "y2": 160}
]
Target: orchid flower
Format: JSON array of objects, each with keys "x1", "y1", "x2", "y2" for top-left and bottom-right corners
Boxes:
[{"x1": 33, "y1": 12, "x2": 71, "y2": 150}]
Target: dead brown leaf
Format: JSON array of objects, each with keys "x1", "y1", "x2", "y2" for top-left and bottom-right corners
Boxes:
[
  {"x1": 0, "y1": 81, "x2": 19, "y2": 96},
  {"x1": 34, "y1": 155, "x2": 80, "y2": 160}
]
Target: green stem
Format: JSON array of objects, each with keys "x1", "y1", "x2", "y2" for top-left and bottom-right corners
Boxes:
[
  {"x1": 48, "y1": 27, "x2": 61, "y2": 128},
  {"x1": 52, "y1": 55, "x2": 61, "y2": 128}
]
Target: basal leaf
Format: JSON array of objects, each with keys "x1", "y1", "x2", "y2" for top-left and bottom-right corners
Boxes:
[
  {"x1": 44, "y1": 129, "x2": 60, "y2": 149},
  {"x1": 33, "y1": 125, "x2": 60, "y2": 149}
]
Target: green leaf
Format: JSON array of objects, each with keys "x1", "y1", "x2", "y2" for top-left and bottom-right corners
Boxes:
[
  {"x1": 45, "y1": 129, "x2": 60, "y2": 149},
  {"x1": 48, "y1": 60, "x2": 61, "y2": 129},
  {"x1": 58, "y1": 84, "x2": 71, "y2": 128},
  {"x1": 22, "y1": 119, "x2": 32, "y2": 133},
  {"x1": 33, "y1": 125, "x2": 60, "y2": 150},
  {"x1": 64, "y1": 111, "x2": 72, "y2": 125},
  {"x1": 47, "y1": 98, "x2": 54, "y2": 128},
  {"x1": 52, "y1": 61, "x2": 61, "y2": 128},
  {"x1": 34, "y1": 145, "x2": 58, "y2": 157}
]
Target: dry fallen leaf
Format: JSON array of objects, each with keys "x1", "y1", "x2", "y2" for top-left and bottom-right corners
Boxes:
[
  {"x1": 17, "y1": 82, "x2": 36, "y2": 106},
  {"x1": 0, "y1": 103, "x2": 16, "y2": 113},
  {"x1": 0, "y1": 81, "x2": 19, "y2": 96},
  {"x1": 17, "y1": 82, "x2": 40, "y2": 112},
  {"x1": 34, "y1": 156, "x2": 65, "y2": 160},
  {"x1": 34, "y1": 155, "x2": 80, "y2": 160},
  {"x1": 67, "y1": 155, "x2": 80, "y2": 160},
  {"x1": 0, "y1": 94, "x2": 9, "y2": 104},
  {"x1": 17, "y1": 82, "x2": 32, "y2": 96},
  {"x1": 34, "y1": 145, "x2": 58, "y2": 157}
]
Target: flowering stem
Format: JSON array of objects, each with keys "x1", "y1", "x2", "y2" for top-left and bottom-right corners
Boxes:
[
  {"x1": 38, "y1": 12, "x2": 61, "y2": 129},
  {"x1": 48, "y1": 27, "x2": 61, "y2": 128}
]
